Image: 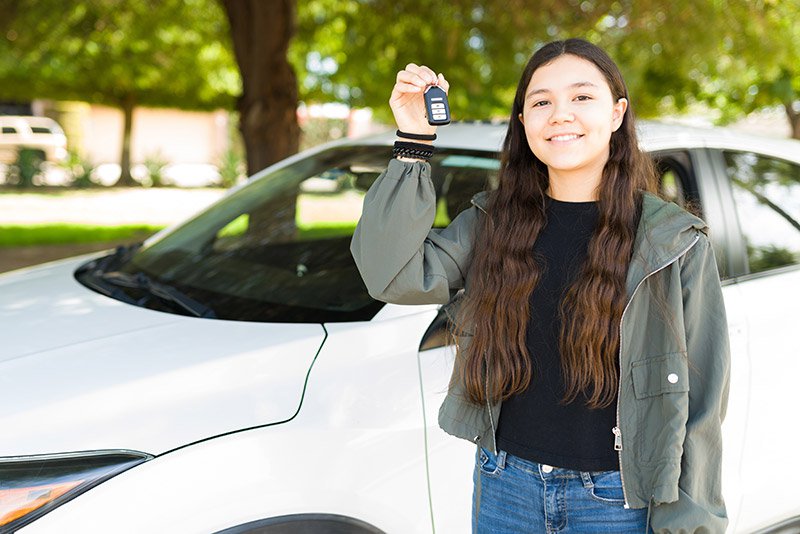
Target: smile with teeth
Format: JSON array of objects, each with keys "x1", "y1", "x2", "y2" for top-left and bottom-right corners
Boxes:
[{"x1": 548, "y1": 134, "x2": 583, "y2": 142}]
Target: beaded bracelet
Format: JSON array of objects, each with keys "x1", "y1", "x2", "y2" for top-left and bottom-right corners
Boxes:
[{"x1": 392, "y1": 140, "x2": 434, "y2": 161}]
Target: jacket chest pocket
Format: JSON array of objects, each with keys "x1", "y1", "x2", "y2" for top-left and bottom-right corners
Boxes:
[
  {"x1": 631, "y1": 352, "x2": 689, "y2": 399},
  {"x1": 630, "y1": 352, "x2": 690, "y2": 465}
]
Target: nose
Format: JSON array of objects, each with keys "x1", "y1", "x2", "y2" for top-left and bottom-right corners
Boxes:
[{"x1": 549, "y1": 100, "x2": 574, "y2": 124}]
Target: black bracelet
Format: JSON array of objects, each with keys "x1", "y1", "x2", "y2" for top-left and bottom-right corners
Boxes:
[
  {"x1": 396, "y1": 129, "x2": 437, "y2": 141},
  {"x1": 393, "y1": 140, "x2": 434, "y2": 161},
  {"x1": 394, "y1": 140, "x2": 434, "y2": 151},
  {"x1": 393, "y1": 147, "x2": 434, "y2": 161}
]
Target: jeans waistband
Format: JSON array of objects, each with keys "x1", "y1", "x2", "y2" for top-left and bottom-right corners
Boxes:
[{"x1": 494, "y1": 447, "x2": 618, "y2": 483}]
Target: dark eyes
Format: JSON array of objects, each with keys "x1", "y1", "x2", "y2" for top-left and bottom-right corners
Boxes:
[{"x1": 530, "y1": 95, "x2": 593, "y2": 108}]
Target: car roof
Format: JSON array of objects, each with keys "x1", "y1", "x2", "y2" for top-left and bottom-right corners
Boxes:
[
  {"x1": 351, "y1": 119, "x2": 800, "y2": 162},
  {"x1": 0, "y1": 115, "x2": 65, "y2": 133}
]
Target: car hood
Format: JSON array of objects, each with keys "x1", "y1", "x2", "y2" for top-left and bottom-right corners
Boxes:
[{"x1": 0, "y1": 256, "x2": 326, "y2": 457}]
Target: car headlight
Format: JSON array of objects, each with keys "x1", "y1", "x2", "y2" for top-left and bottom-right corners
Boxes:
[{"x1": 0, "y1": 450, "x2": 150, "y2": 532}]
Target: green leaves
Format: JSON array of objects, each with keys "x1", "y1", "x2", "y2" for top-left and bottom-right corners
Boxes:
[
  {"x1": 291, "y1": 0, "x2": 799, "y2": 132},
  {"x1": 0, "y1": 0, "x2": 240, "y2": 111}
]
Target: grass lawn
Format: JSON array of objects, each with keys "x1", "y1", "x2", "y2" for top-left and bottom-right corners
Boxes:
[
  {"x1": 0, "y1": 223, "x2": 164, "y2": 247},
  {"x1": 0, "y1": 221, "x2": 361, "y2": 247}
]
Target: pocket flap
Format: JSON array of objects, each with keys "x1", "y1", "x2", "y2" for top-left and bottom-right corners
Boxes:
[{"x1": 631, "y1": 352, "x2": 689, "y2": 399}]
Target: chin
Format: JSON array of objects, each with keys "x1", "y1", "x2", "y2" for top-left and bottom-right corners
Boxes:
[{"x1": 541, "y1": 159, "x2": 589, "y2": 172}]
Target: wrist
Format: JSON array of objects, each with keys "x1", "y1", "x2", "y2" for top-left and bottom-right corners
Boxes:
[{"x1": 395, "y1": 137, "x2": 433, "y2": 146}]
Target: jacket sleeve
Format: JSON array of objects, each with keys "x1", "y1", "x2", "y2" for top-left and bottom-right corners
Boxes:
[
  {"x1": 350, "y1": 158, "x2": 481, "y2": 305},
  {"x1": 650, "y1": 232, "x2": 731, "y2": 534}
]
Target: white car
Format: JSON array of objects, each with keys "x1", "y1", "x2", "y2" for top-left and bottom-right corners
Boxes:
[
  {"x1": 1, "y1": 121, "x2": 799, "y2": 534},
  {"x1": 0, "y1": 116, "x2": 67, "y2": 165}
]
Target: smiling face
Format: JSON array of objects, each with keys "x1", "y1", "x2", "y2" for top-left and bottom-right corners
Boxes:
[{"x1": 518, "y1": 54, "x2": 628, "y2": 190}]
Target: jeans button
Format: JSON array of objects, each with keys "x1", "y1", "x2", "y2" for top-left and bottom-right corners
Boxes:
[{"x1": 541, "y1": 464, "x2": 553, "y2": 473}]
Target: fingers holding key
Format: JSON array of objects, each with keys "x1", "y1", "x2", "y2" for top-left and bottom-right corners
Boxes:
[
  {"x1": 436, "y1": 72, "x2": 449, "y2": 94},
  {"x1": 405, "y1": 63, "x2": 438, "y2": 86},
  {"x1": 397, "y1": 63, "x2": 438, "y2": 88}
]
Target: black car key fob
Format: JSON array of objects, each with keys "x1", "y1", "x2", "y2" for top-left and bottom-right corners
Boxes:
[{"x1": 424, "y1": 85, "x2": 451, "y2": 126}]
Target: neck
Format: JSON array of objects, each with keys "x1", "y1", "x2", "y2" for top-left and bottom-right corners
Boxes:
[
  {"x1": 546, "y1": 162, "x2": 605, "y2": 202},
  {"x1": 546, "y1": 174, "x2": 601, "y2": 202}
]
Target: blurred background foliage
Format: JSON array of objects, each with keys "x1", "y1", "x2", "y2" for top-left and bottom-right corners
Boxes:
[
  {"x1": 1, "y1": 0, "x2": 799, "y2": 178},
  {"x1": 0, "y1": 0, "x2": 238, "y2": 109},
  {"x1": 291, "y1": 0, "x2": 800, "y2": 134}
]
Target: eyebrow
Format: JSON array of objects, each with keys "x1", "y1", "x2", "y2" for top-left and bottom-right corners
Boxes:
[{"x1": 525, "y1": 81, "x2": 599, "y2": 100}]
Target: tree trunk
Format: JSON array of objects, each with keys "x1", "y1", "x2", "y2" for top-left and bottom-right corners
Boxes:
[
  {"x1": 116, "y1": 94, "x2": 137, "y2": 186},
  {"x1": 0, "y1": 0, "x2": 22, "y2": 35},
  {"x1": 222, "y1": 0, "x2": 300, "y2": 176},
  {"x1": 221, "y1": 0, "x2": 300, "y2": 241},
  {"x1": 785, "y1": 101, "x2": 800, "y2": 140}
]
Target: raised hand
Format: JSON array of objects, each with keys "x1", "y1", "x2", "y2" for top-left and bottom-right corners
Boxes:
[{"x1": 390, "y1": 63, "x2": 449, "y2": 137}]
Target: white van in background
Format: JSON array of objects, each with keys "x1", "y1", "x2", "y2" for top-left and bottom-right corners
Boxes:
[{"x1": 0, "y1": 115, "x2": 68, "y2": 164}]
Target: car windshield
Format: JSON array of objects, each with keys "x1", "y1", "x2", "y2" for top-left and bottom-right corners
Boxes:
[{"x1": 81, "y1": 144, "x2": 499, "y2": 323}]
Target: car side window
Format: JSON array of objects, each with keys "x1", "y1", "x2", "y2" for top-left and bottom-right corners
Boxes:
[
  {"x1": 724, "y1": 151, "x2": 800, "y2": 274},
  {"x1": 652, "y1": 151, "x2": 704, "y2": 219}
]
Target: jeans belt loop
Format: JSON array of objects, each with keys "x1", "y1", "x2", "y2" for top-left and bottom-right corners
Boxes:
[{"x1": 496, "y1": 450, "x2": 507, "y2": 469}]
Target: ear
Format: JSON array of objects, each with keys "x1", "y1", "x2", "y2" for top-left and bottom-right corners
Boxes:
[
  {"x1": 612, "y1": 98, "x2": 628, "y2": 132},
  {"x1": 518, "y1": 112, "x2": 524, "y2": 125}
]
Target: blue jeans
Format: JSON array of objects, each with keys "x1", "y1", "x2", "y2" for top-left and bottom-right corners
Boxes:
[{"x1": 472, "y1": 447, "x2": 652, "y2": 533}]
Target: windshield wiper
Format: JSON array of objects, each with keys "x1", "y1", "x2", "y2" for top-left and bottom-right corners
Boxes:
[
  {"x1": 77, "y1": 271, "x2": 143, "y2": 307},
  {"x1": 100, "y1": 271, "x2": 217, "y2": 319},
  {"x1": 75, "y1": 243, "x2": 143, "y2": 276}
]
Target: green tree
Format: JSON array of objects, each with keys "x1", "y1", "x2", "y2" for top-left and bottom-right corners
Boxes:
[
  {"x1": 0, "y1": 0, "x2": 240, "y2": 185},
  {"x1": 290, "y1": 1, "x2": 725, "y2": 118},
  {"x1": 692, "y1": 0, "x2": 800, "y2": 138}
]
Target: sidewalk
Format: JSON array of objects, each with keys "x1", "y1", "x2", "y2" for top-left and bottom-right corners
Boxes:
[
  {"x1": 0, "y1": 188, "x2": 225, "y2": 225},
  {"x1": 0, "y1": 188, "x2": 225, "y2": 273}
]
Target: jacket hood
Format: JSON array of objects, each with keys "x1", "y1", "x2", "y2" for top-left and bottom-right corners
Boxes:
[{"x1": 634, "y1": 191, "x2": 708, "y2": 268}]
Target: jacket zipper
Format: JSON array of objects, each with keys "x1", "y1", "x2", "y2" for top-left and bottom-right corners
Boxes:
[
  {"x1": 472, "y1": 198, "x2": 497, "y2": 454},
  {"x1": 485, "y1": 352, "x2": 497, "y2": 455},
  {"x1": 470, "y1": 197, "x2": 488, "y2": 215},
  {"x1": 614, "y1": 231, "x2": 701, "y2": 509}
]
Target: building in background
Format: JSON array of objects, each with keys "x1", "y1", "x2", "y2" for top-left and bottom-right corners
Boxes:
[{"x1": 2, "y1": 100, "x2": 385, "y2": 186}]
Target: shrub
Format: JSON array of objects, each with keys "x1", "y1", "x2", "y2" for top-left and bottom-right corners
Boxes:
[
  {"x1": 142, "y1": 152, "x2": 169, "y2": 187},
  {"x1": 10, "y1": 148, "x2": 46, "y2": 188},
  {"x1": 218, "y1": 148, "x2": 245, "y2": 188},
  {"x1": 61, "y1": 150, "x2": 96, "y2": 188}
]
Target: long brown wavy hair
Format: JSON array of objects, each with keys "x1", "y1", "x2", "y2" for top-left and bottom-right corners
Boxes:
[{"x1": 450, "y1": 39, "x2": 660, "y2": 409}]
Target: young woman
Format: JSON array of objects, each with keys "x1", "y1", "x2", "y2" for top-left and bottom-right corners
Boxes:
[{"x1": 351, "y1": 39, "x2": 730, "y2": 534}]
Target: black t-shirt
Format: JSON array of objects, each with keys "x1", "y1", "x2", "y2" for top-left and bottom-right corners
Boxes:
[{"x1": 495, "y1": 193, "x2": 620, "y2": 472}]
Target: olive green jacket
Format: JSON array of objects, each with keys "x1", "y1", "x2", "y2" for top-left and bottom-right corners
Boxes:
[{"x1": 350, "y1": 159, "x2": 731, "y2": 534}]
